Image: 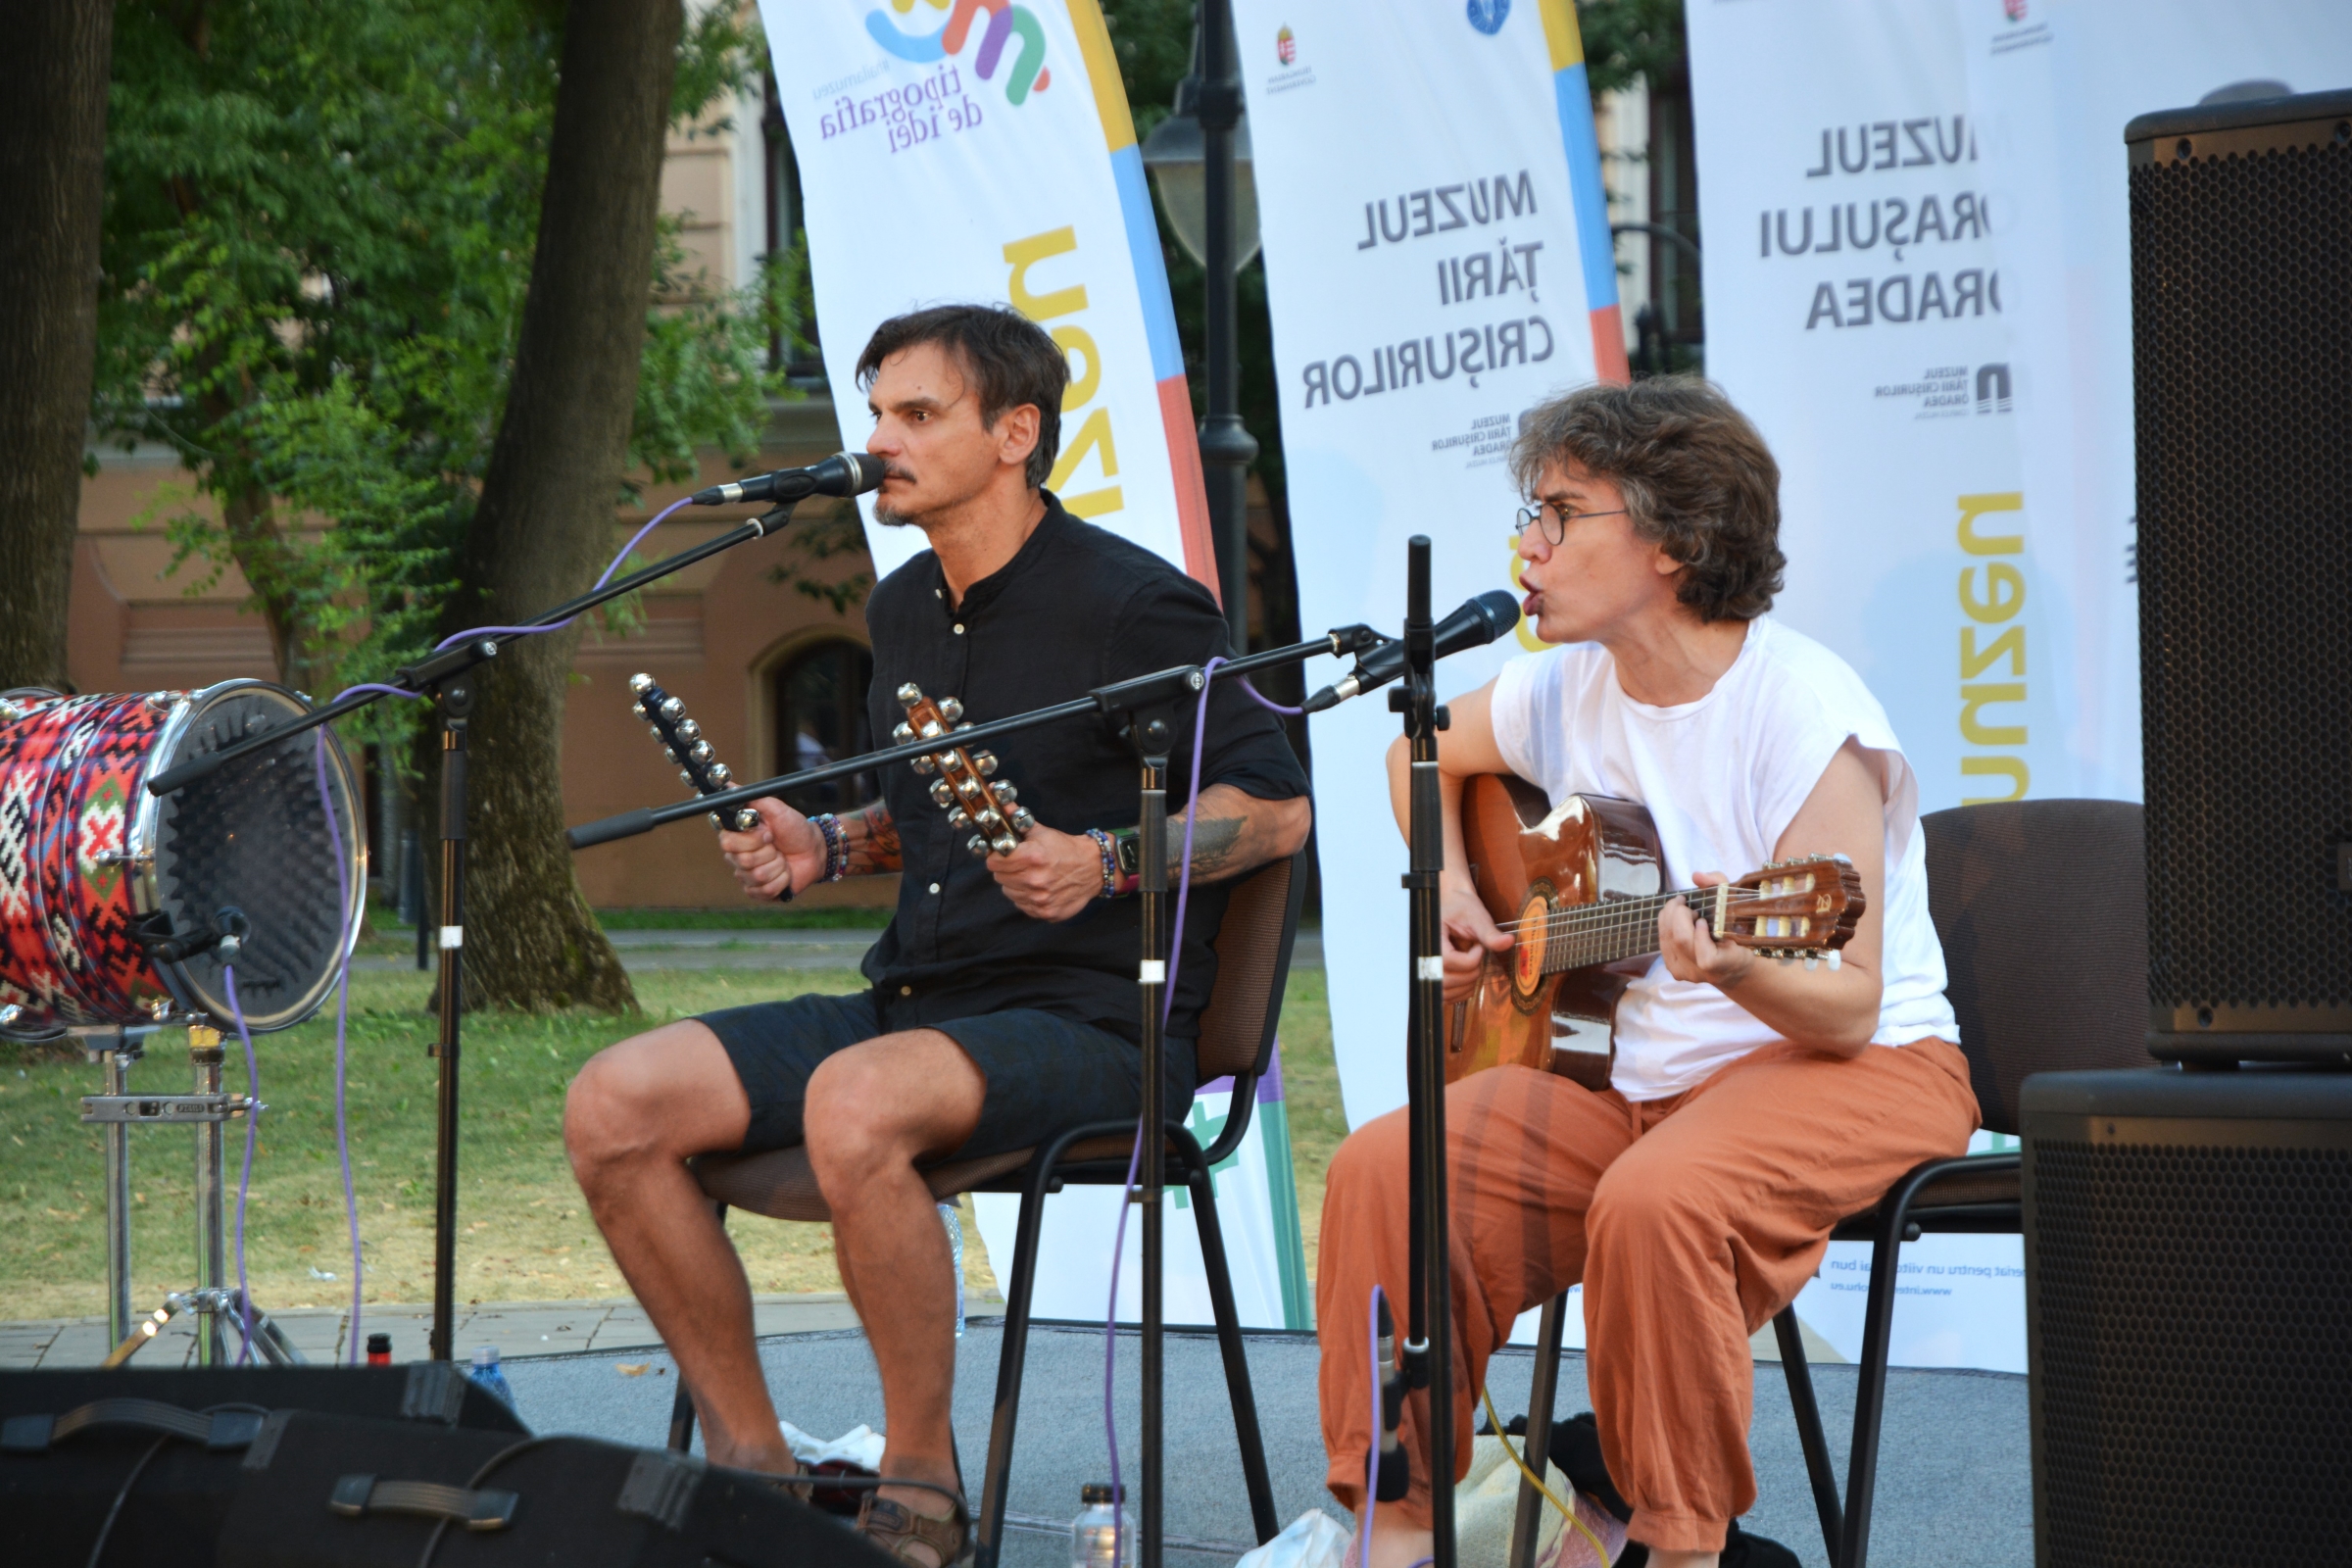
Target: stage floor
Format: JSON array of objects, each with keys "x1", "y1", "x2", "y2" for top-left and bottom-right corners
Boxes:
[{"x1": 503, "y1": 1317, "x2": 2032, "y2": 1568}]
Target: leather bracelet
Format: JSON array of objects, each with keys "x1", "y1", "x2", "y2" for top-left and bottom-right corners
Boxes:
[{"x1": 810, "y1": 813, "x2": 850, "y2": 883}]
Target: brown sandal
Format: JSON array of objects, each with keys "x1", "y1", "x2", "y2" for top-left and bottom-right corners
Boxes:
[{"x1": 857, "y1": 1491, "x2": 973, "y2": 1567}]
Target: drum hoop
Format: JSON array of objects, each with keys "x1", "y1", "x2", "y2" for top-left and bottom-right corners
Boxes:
[{"x1": 137, "y1": 679, "x2": 368, "y2": 1033}]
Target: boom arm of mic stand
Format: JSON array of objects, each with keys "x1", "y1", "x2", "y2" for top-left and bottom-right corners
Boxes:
[
  {"x1": 564, "y1": 626, "x2": 1377, "y2": 850},
  {"x1": 146, "y1": 504, "x2": 801, "y2": 797}
]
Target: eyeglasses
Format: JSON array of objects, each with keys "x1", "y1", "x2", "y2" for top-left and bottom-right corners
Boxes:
[{"x1": 1513, "y1": 501, "x2": 1628, "y2": 547}]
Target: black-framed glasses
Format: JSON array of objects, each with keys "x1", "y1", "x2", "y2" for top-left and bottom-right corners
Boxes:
[{"x1": 1513, "y1": 501, "x2": 1628, "y2": 547}]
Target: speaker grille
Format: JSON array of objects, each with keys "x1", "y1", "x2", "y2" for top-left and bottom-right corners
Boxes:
[
  {"x1": 2131, "y1": 120, "x2": 2352, "y2": 1015},
  {"x1": 2031, "y1": 1137, "x2": 2352, "y2": 1563}
]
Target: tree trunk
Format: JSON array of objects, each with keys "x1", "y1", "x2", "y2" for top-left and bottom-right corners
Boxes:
[
  {"x1": 0, "y1": 0, "x2": 114, "y2": 693},
  {"x1": 433, "y1": 0, "x2": 683, "y2": 1012}
]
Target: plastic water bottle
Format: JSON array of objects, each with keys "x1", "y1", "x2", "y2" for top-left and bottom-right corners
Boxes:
[
  {"x1": 468, "y1": 1345, "x2": 515, "y2": 1411},
  {"x1": 940, "y1": 1201, "x2": 966, "y2": 1338},
  {"x1": 1070, "y1": 1482, "x2": 1133, "y2": 1568}
]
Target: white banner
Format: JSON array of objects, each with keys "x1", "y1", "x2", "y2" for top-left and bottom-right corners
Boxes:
[
  {"x1": 1234, "y1": 0, "x2": 1621, "y2": 1130},
  {"x1": 760, "y1": 0, "x2": 1311, "y2": 1327},
  {"x1": 1688, "y1": 0, "x2": 2352, "y2": 1371}
]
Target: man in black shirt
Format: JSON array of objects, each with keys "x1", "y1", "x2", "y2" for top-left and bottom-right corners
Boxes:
[{"x1": 565, "y1": 305, "x2": 1310, "y2": 1564}]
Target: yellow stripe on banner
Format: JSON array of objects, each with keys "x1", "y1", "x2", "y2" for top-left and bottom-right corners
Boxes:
[
  {"x1": 1536, "y1": 0, "x2": 1586, "y2": 73},
  {"x1": 1065, "y1": 0, "x2": 1137, "y2": 152}
]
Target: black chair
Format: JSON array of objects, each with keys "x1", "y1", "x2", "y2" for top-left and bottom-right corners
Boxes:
[
  {"x1": 1509, "y1": 799, "x2": 2149, "y2": 1568},
  {"x1": 676, "y1": 852, "x2": 1305, "y2": 1568}
]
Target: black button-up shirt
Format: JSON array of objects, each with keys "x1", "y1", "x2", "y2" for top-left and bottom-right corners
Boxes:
[{"x1": 860, "y1": 494, "x2": 1309, "y2": 1045}]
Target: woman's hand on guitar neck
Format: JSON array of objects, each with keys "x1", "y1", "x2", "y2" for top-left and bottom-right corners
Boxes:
[
  {"x1": 1440, "y1": 876, "x2": 1515, "y2": 1004},
  {"x1": 1656, "y1": 871, "x2": 1758, "y2": 994}
]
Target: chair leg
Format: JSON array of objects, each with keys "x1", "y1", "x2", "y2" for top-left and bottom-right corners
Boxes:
[
  {"x1": 1774, "y1": 1307, "x2": 1842, "y2": 1568},
  {"x1": 1508, "y1": 1292, "x2": 1569, "y2": 1568},
  {"x1": 974, "y1": 1162, "x2": 1055, "y2": 1568},
  {"x1": 666, "y1": 1200, "x2": 728, "y2": 1454},
  {"x1": 1840, "y1": 1192, "x2": 1922, "y2": 1568},
  {"x1": 1183, "y1": 1145, "x2": 1280, "y2": 1544}
]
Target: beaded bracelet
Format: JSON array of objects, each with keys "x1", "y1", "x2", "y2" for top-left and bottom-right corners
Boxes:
[
  {"x1": 809, "y1": 812, "x2": 850, "y2": 883},
  {"x1": 1084, "y1": 828, "x2": 1120, "y2": 900}
]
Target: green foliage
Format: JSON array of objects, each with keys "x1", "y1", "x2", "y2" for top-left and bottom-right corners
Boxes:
[
  {"x1": 93, "y1": 0, "x2": 786, "y2": 750},
  {"x1": 1575, "y1": 0, "x2": 1689, "y2": 97}
]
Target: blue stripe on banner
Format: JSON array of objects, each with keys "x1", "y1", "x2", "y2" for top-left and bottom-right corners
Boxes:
[
  {"x1": 1551, "y1": 62, "x2": 1619, "y2": 314},
  {"x1": 1112, "y1": 144, "x2": 1185, "y2": 381}
]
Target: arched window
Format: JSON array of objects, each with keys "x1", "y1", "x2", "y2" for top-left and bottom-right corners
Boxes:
[{"x1": 772, "y1": 638, "x2": 877, "y2": 815}]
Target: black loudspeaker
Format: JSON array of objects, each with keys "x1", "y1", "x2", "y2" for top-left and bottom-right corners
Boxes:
[
  {"x1": 2127, "y1": 89, "x2": 2352, "y2": 1064},
  {"x1": 219, "y1": 1410, "x2": 892, "y2": 1567},
  {"x1": 0, "y1": 1363, "x2": 526, "y2": 1567},
  {"x1": 2022, "y1": 1068, "x2": 2352, "y2": 1566}
]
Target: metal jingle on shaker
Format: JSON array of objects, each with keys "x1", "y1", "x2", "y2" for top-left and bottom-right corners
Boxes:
[
  {"x1": 708, "y1": 762, "x2": 732, "y2": 784},
  {"x1": 992, "y1": 782, "x2": 1017, "y2": 804},
  {"x1": 689, "y1": 740, "x2": 714, "y2": 762},
  {"x1": 629, "y1": 673, "x2": 656, "y2": 695},
  {"x1": 675, "y1": 717, "x2": 701, "y2": 740},
  {"x1": 909, "y1": 753, "x2": 937, "y2": 775},
  {"x1": 679, "y1": 769, "x2": 695, "y2": 786},
  {"x1": 968, "y1": 750, "x2": 998, "y2": 776},
  {"x1": 966, "y1": 834, "x2": 990, "y2": 858},
  {"x1": 930, "y1": 779, "x2": 955, "y2": 808},
  {"x1": 939, "y1": 697, "x2": 964, "y2": 723},
  {"x1": 734, "y1": 808, "x2": 760, "y2": 831},
  {"x1": 630, "y1": 701, "x2": 647, "y2": 719},
  {"x1": 947, "y1": 808, "x2": 972, "y2": 832},
  {"x1": 991, "y1": 834, "x2": 1018, "y2": 856},
  {"x1": 1009, "y1": 807, "x2": 1035, "y2": 834},
  {"x1": 892, "y1": 721, "x2": 915, "y2": 745},
  {"x1": 660, "y1": 697, "x2": 685, "y2": 719},
  {"x1": 707, "y1": 810, "x2": 722, "y2": 829},
  {"x1": 897, "y1": 682, "x2": 923, "y2": 707}
]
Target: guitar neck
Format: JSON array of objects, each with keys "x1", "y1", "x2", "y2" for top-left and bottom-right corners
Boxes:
[{"x1": 1535, "y1": 886, "x2": 1718, "y2": 974}]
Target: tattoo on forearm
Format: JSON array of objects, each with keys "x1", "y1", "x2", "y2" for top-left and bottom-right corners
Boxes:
[
  {"x1": 843, "y1": 801, "x2": 902, "y2": 875},
  {"x1": 1170, "y1": 813, "x2": 1246, "y2": 879}
]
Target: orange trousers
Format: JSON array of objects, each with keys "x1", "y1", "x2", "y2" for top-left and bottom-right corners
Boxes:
[{"x1": 1316, "y1": 1039, "x2": 1978, "y2": 1555}]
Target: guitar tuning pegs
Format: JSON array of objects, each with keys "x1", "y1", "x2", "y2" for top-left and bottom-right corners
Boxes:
[
  {"x1": 629, "y1": 673, "x2": 655, "y2": 696},
  {"x1": 939, "y1": 697, "x2": 964, "y2": 723},
  {"x1": 930, "y1": 779, "x2": 955, "y2": 808},
  {"x1": 892, "y1": 721, "x2": 915, "y2": 745},
  {"x1": 1804, "y1": 956, "x2": 1819, "y2": 971},
  {"x1": 675, "y1": 717, "x2": 701, "y2": 741},
  {"x1": 968, "y1": 750, "x2": 998, "y2": 776},
  {"x1": 909, "y1": 753, "x2": 937, "y2": 775}
]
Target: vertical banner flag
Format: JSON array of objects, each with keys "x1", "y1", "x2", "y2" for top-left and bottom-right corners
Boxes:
[
  {"x1": 1688, "y1": 0, "x2": 2352, "y2": 1373},
  {"x1": 1235, "y1": 0, "x2": 1620, "y2": 1148},
  {"x1": 758, "y1": 0, "x2": 1311, "y2": 1327}
]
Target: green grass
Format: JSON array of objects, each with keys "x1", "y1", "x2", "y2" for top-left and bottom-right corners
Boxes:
[
  {"x1": 0, "y1": 966, "x2": 1345, "y2": 1322},
  {"x1": 594, "y1": 906, "x2": 896, "y2": 930}
]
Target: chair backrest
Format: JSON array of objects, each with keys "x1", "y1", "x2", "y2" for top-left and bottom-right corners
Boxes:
[
  {"x1": 1194, "y1": 851, "x2": 1308, "y2": 1093},
  {"x1": 1921, "y1": 798, "x2": 2147, "y2": 1135}
]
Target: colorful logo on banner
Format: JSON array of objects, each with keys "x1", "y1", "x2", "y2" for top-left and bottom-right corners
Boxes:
[
  {"x1": 1466, "y1": 0, "x2": 1510, "y2": 36},
  {"x1": 1275, "y1": 24, "x2": 1296, "y2": 64},
  {"x1": 867, "y1": 0, "x2": 1053, "y2": 104}
]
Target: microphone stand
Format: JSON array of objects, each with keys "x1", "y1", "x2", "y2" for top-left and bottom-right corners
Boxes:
[
  {"x1": 1393, "y1": 535, "x2": 1457, "y2": 1568},
  {"x1": 145, "y1": 499, "x2": 812, "y2": 1361}
]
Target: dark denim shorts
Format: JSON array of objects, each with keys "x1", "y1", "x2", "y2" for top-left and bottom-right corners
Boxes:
[{"x1": 700, "y1": 990, "x2": 1198, "y2": 1162}]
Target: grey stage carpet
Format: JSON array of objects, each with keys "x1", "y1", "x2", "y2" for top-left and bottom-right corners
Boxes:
[{"x1": 503, "y1": 1319, "x2": 2029, "y2": 1568}]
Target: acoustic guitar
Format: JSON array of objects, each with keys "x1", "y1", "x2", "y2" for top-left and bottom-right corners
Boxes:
[{"x1": 1448, "y1": 773, "x2": 1865, "y2": 1091}]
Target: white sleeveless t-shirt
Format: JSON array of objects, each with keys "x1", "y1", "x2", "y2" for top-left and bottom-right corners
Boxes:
[{"x1": 1488, "y1": 615, "x2": 1959, "y2": 1102}]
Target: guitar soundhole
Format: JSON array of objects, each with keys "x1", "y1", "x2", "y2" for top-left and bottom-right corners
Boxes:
[{"x1": 1512, "y1": 890, "x2": 1550, "y2": 1003}]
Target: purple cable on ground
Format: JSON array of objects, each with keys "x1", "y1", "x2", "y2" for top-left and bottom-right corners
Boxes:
[
  {"x1": 222, "y1": 967, "x2": 261, "y2": 1364},
  {"x1": 315, "y1": 731, "x2": 365, "y2": 1358},
  {"x1": 430, "y1": 496, "x2": 693, "y2": 651}
]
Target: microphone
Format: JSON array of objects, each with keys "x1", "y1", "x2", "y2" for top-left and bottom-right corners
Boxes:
[
  {"x1": 1303, "y1": 590, "x2": 1522, "y2": 713},
  {"x1": 690, "y1": 451, "x2": 887, "y2": 507}
]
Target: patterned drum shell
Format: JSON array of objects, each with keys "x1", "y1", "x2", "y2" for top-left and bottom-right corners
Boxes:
[{"x1": 0, "y1": 680, "x2": 365, "y2": 1034}]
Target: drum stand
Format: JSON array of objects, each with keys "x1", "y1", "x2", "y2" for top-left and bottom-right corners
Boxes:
[{"x1": 77, "y1": 1021, "x2": 303, "y2": 1367}]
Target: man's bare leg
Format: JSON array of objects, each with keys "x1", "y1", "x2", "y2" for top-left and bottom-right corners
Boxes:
[
  {"x1": 803, "y1": 1029, "x2": 986, "y2": 1536},
  {"x1": 564, "y1": 1021, "x2": 794, "y2": 1473}
]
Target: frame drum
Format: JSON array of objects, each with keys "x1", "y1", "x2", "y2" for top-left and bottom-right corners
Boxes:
[{"x1": 0, "y1": 681, "x2": 366, "y2": 1034}]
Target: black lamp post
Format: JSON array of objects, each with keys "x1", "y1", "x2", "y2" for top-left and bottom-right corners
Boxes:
[{"x1": 1142, "y1": 0, "x2": 1258, "y2": 654}]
